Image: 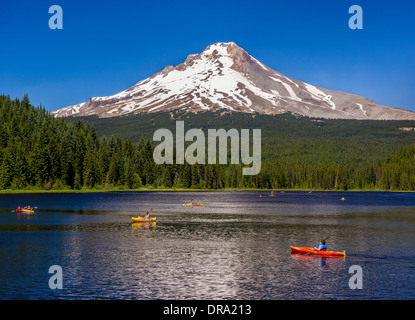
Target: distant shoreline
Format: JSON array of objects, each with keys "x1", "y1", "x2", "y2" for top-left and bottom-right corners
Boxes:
[{"x1": 0, "y1": 188, "x2": 413, "y2": 194}]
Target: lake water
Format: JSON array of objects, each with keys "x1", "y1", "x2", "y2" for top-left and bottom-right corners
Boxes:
[{"x1": 0, "y1": 191, "x2": 414, "y2": 300}]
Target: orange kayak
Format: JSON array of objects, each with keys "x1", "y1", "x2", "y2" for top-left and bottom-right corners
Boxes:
[{"x1": 291, "y1": 246, "x2": 346, "y2": 257}]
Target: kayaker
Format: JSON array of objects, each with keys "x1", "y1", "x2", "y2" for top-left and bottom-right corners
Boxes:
[
  {"x1": 313, "y1": 240, "x2": 327, "y2": 251},
  {"x1": 144, "y1": 211, "x2": 150, "y2": 219}
]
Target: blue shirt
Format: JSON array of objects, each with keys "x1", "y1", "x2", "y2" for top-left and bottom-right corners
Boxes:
[{"x1": 317, "y1": 244, "x2": 327, "y2": 251}]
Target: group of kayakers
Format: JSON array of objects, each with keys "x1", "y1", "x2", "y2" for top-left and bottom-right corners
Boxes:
[
  {"x1": 16, "y1": 206, "x2": 33, "y2": 213},
  {"x1": 188, "y1": 200, "x2": 201, "y2": 206}
]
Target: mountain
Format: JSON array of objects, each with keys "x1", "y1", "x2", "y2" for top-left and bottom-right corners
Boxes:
[{"x1": 52, "y1": 42, "x2": 415, "y2": 120}]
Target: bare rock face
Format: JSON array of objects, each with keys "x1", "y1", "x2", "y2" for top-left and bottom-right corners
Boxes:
[{"x1": 52, "y1": 42, "x2": 415, "y2": 120}]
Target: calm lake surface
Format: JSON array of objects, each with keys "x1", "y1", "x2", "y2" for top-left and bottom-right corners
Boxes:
[{"x1": 0, "y1": 191, "x2": 414, "y2": 300}]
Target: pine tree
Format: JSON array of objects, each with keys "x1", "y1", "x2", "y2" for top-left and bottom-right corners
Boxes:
[
  {"x1": 0, "y1": 147, "x2": 13, "y2": 188},
  {"x1": 162, "y1": 166, "x2": 173, "y2": 188},
  {"x1": 83, "y1": 150, "x2": 97, "y2": 188}
]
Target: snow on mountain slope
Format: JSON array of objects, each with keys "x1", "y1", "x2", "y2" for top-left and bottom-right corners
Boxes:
[{"x1": 52, "y1": 42, "x2": 415, "y2": 120}]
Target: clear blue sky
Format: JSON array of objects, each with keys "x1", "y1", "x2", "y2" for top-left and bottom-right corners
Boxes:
[{"x1": 1, "y1": 0, "x2": 414, "y2": 112}]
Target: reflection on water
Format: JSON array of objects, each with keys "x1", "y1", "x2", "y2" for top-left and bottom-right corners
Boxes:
[
  {"x1": 132, "y1": 221, "x2": 157, "y2": 236},
  {"x1": 0, "y1": 191, "x2": 415, "y2": 299}
]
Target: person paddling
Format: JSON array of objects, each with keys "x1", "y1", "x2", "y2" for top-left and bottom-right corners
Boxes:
[
  {"x1": 313, "y1": 240, "x2": 327, "y2": 251},
  {"x1": 144, "y1": 211, "x2": 150, "y2": 220}
]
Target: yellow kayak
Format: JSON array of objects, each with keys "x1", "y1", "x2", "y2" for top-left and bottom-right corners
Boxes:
[
  {"x1": 131, "y1": 216, "x2": 156, "y2": 223},
  {"x1": 17, "y1": 209, "x2": 34, "y2": 213}
]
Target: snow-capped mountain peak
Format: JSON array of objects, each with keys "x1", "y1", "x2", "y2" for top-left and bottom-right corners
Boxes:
[{"x1": 52, "y1": 42, "x2": 415, "y2": 120}]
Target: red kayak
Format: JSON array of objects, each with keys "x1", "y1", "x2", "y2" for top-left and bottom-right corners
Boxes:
[{"x1": 291, "y1": 246, "x2": 346, "y2": 257}]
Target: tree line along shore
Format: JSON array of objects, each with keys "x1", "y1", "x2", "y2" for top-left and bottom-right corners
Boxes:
[{"x1": 1, "y1": 94, "x2": 415, "y2": 192}]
